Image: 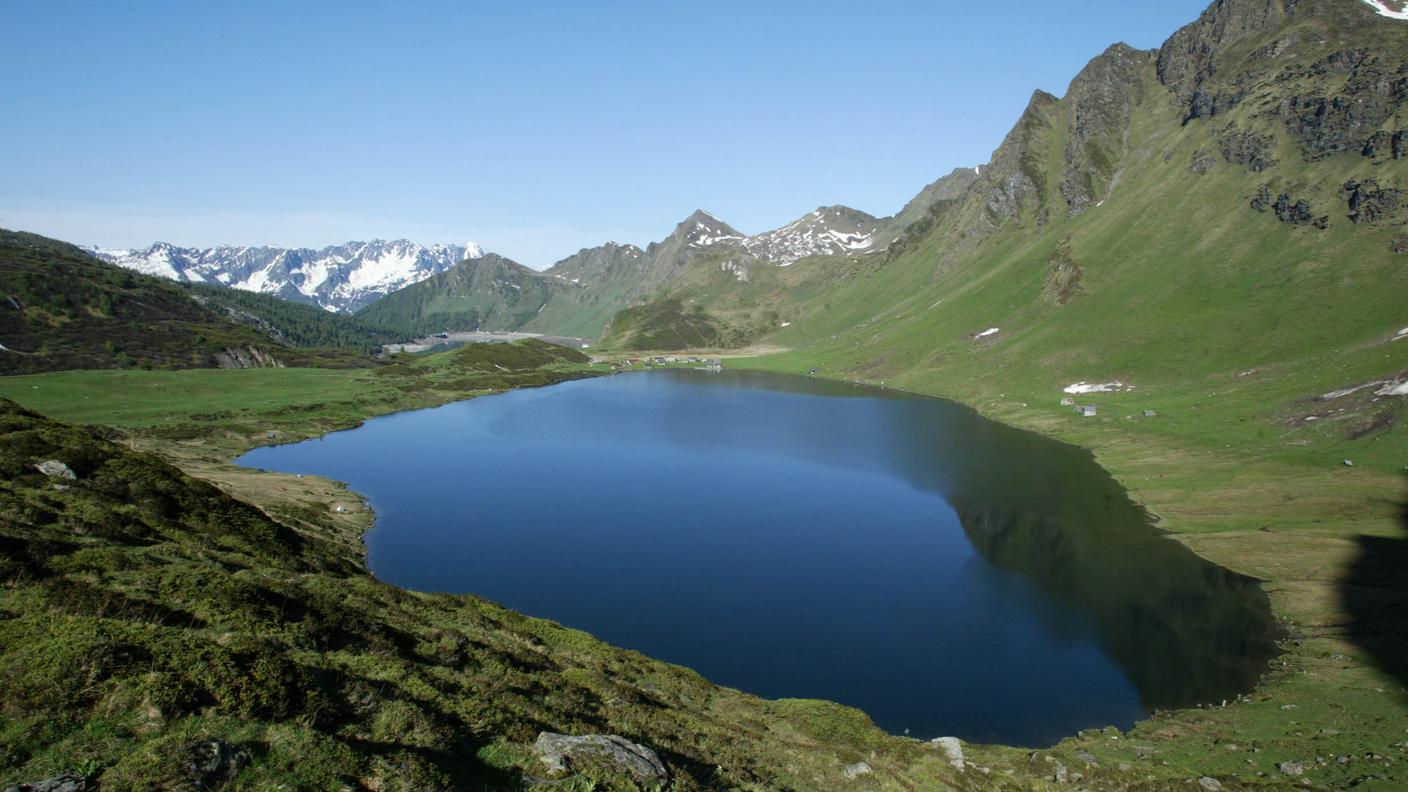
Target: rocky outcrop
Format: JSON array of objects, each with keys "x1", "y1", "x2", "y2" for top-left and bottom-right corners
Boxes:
[
  {"x1": 187, "y1": 739, "x2": 250, "y2": 789},
  {"x1": 932, "y1": 736, "x2": 966, "y2": 770},
  {"x1": 1274, "y1": 53, "x2": 1408, "y2": 161},
  {"x1": 842, "y1": 761, "x2": 873, "y2": 780},
  {"x1": 1253, "y1": 186, "x2": 1328, "y2": 227},
  {"x1": 1044, "y1": 238, "x2": 1085, "y2": 304},
  {"x1": 532, "y1": 733, "x2": 667, "y2": 784},
  {"x1": 1362, "y1": 129, "x2": 1407, "y2": 160},
  {"x1": 3, "y1": 777, "x2": 85, "y2": 792},
  {"x1": 1343, "y1": 179, "x2": 1404, "y2": 224},
  {"x1": 1060, "y1": 44, "x2": 1155, "y2": 215},
  {"x1": 1276, "y1": 192, "x2": 1328, "y2": 227},
  {"x1": 1219, "y1": 127, "x2": 1278, "y2": 171},
  {"x1": 1156, "y1": 0, "x2": 1408, "y2": 164},
  {"x1": 1251, "y1": 185, "x2": 1274, "y2": 212},
  {"x1": 984, "y1": 91, "x2": 1061, "y2": 229},
  {"x1": 35, "y1": 459, "x2": 77, "y2": 480},
  {"x1": 214, "y1": 346, "x2": 283, "y2": 369},
  {"x1": 1156, "y1": 0, "x2": 1298, "y2": 112}
]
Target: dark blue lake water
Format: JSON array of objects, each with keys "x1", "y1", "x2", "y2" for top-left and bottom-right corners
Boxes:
[{"x1": 238, "y1": 369, "x2": 1276, "y2": 746}]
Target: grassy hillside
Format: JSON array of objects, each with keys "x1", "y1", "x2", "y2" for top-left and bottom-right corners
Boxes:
[
  {"x1": 0, "y1": 231, "x2": 368, "y2": 374},
  {"x1": 355, "y1": 255, "x2": 564, "y2": 338},
  {"x1": 598, "y1": 297, "x2": 742, "y2": 351},
  {"x1": 184, "y1": 283, "x2": 404, "y2": 352},
  {"x1": 695, "y1": 2, "x2": 1408, "y2": 788}
]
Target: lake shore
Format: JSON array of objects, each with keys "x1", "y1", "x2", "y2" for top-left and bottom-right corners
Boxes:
[{"x1": 3, "y1": 344, "x2": 1403, "y2": 788}]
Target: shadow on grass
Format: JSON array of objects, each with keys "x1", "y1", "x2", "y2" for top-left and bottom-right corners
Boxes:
[{"x1": 1340, "y1": 475, "x2": 1408, "y2": 690}]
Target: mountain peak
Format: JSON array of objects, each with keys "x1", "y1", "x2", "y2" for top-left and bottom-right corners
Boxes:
[
  {"x1": 742, "y1": 205, "x2": 880, "y2": 266},
  {"x1": 674, "y1": 210, "x2": 744, "y2": 248}
]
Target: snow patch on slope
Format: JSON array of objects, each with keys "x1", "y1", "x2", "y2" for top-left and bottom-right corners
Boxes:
[
  {"x1": 1361, "y1": 0, "x2": 1408, "y2": 19},
  {"x1": 1064, "y1": 381, "x2": 1130, "y2": 394}
]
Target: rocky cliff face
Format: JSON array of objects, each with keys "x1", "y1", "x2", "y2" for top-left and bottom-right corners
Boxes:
[
  {"x1": 897, "y1": 0, "x2": 1407, "y2": 275},
  {"x1": 1156, "y1": 0, "x2": 1300, "y2": 113},
  {"x1": 1154, "y1": 0, "x2": 1408, "y2": 164},
  {"x1": 1060, "y1": 44, "x2": 1156, "y2": 216}
]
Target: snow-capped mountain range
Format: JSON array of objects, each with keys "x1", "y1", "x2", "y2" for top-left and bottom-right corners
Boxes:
[{"x1": 88, "y1": 239, "x2": 481, "y2": 313}]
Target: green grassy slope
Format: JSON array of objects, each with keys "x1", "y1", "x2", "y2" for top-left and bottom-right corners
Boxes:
[
  {"x1": 354, "y1": 255, "x2": 564, "y2": 337},
  {"x1": 598, "y1": 297, "x2": 738, "y2": 351},
  {"x1": 752, "y1": 1, "x2": 1408, "y2": 477},
  {"x1": 0, "y1": 231, "x2": 367, "y2": 374},
  {"x1": 0, "y1": 340, "x2": 591, "y2": 442}
]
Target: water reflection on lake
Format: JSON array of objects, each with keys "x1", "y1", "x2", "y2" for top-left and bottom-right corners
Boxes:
[{"x1": 239, "y1": 369, "x2": 1276, "y2": 745}]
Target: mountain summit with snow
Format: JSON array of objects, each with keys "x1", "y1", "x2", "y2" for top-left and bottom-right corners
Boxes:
[
  {"x1": 742, "y1": 206, "x2": 880, "y2": 266},
  {"x1": 88, "y1": 239, "x2": 480, "y2": 312}
]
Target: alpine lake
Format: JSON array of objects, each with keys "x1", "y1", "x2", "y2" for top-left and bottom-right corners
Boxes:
[{"x1": 238, "y1": 369, "x2": 1277, "y2": 746}]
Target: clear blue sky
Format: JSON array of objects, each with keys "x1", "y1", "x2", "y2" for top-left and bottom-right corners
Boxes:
[{"x1": 1, "y1": 1, "x2": 1212, "y2": 268}]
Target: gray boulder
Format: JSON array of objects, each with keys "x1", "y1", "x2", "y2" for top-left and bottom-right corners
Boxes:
[
  {"x1": 35, "y1": 460, "x2": 76, "y2": 480},
  {"x1": 3, "y1": 777, "x2": 85, "y2": 792},
  {"x1": 931, "y1": 736, "x2": 965, "y2": 770},
  {"x1": 188, "y1": 739, "x2": 250, "y2": 789},
  {"x1": 842, "y1": 761, "x2": 872, "y2": 780},
  {"x1": 532, "y1": 733, "x2": 667, "y2": 784}
]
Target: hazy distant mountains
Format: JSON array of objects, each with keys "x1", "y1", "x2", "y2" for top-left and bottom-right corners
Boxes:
[
  {"x1": 355, "y1": 187, "x2": 980, "y2": 340},
  {"x1": 89, "y1": 163, "x2": 980, "y2": 334},
  {"x1": 88, "y1": 239, "x2": 481, "y2": 313}
]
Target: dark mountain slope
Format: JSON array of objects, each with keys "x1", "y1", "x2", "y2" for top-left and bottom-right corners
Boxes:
[
  {"x1": 184, "y1": 283, "x2": 403, "y2": 351},
  {"x1": 0, "y1": 231, "x2": 357, "y2": 374}
]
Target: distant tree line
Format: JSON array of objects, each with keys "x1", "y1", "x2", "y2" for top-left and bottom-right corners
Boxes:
[{"x1": 183, "y1": 284, "x2": 405, "y2": 351}]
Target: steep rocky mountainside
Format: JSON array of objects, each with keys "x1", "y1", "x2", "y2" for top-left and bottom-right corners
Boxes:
[
  {"x1": 643, "y1": 0, "x2": 1408, "y2": 354},
  {"x1": 0, "y1": 231, "x2": 362, "y2": 374},
  {"x1": 91, "y1": 239, "x2": 479, "y2": 313}
]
